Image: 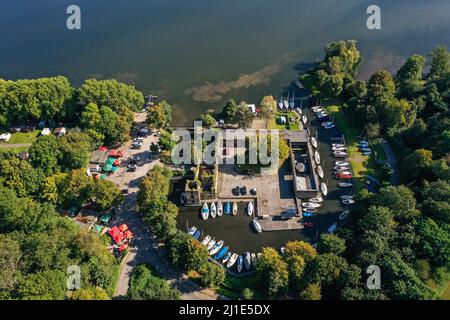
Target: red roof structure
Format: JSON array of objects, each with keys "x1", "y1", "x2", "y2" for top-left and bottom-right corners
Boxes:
[
  {"x1": 124, "y1": 230, "x2": 133, "y2": 239},
  {"x1": 108, "y1": 150, "x2": 124, "y2": 158},
  {"x1": 98, "y1": 146, "x2": 108, "y2": 152},
  {"x1": 119, "y1": 224, "x2": 128, "y2": 232}
]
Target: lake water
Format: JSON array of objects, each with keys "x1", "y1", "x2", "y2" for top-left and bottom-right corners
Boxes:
[
  {"x1": 1, "y1": 0, "x2": 449, "y2": 125},
  {"x1": 2, "y1": 0, "x2": 449, "y2": 257}
]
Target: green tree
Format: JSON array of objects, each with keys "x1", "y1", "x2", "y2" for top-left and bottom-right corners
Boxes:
[
  {"x1": 0, "y1": 157, "x2": 43, "y2": 197},
  {"x1": 428, "y1": 45, "x2": 450, "y2": 81},
  {"x1": 396, "y1": 55, "x2": 426, "y2": 98},
  {"x1": 222, "y1": 99, "x2": 238, "y2": 122},
  {"x1": 0, "y1": 234, "x2": 22, "y2": 291},
  {"x1": 416, "y1": 218, "x2": 450, "y2": 268},
  {"x1": 233, "y1": 101, "x2": 254, "y2": 129},
  {"x1": 58, "y1": 131, "x2": 92, "y2": 171},
  {"x1": 79, "y1": 78, "x2": 144, "y2": 113},
  {"x1": 200, "y1": 263, "x2": 226, "y2": 288},
  {"x1": 71, "y1": 287, "x2": 110, "y2": 300},
  {"x1": 300, "y1": 283, "x2": 321, "y2": 300},
  {"x1": 92, "y1": 179, "x2": 124, "y2": 211},
  {"x1": 256, "y1": 247, "x2": 289, "y2": 297},
  {"x1": 146, "y1": 101, "x2": 173, "y2": 129},
  {"x1": 29, "y1": 135, "x2": 61, "y2": 175},
  {"x1": 259, "y1": 96, "x2": 277, "y2": 119},
  {"x1": 128, "y1": 265, "x2": 180, "y2": 300},
  {"x1": 317, "y1": 234, "x2": 346, "y2": 255},
  {"x1": 16, "y1": 270, "x2": 67, "y2": 300}
]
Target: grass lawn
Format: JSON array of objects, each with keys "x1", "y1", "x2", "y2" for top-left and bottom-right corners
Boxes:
[
  {"x1": 9, "y1": 130, "x2": 41, "y2": 144},
  {"x1": 217, "y1": 272, "x2": 266, "y2": 300},
  {"x1": 268, "y1": 111, "x2": 300, "y2": 131},
  {"x1": 0, "y1": 146, "x2": 29, "y2": 156}
]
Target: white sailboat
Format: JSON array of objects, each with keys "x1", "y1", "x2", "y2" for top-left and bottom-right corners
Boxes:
[
  {"x1": 314, "y1": 151, "x2": 321, "y2": 165},
  {"x1": 217, "y1": 201, "x2": 223, "y2": 216},
  {"x1": 247, "y1": 202, "x2": 254, "y2": 216},
  {"x1": 317, "y1": 165, "x2": 324, "y2": 179},
  {"x1": 310, "y1": 136, "x2": 318, "y2": 149},
  {"x1": 321, "y1": 182, "x2": 328, "y2": 197},
  {"x1": 289, "y1": 91, "x2": 295, "y2": 108},
  {"x1": 252, "y1": 219, "x2": 262, "y2": 233},
  {"x1": 210, "y1": 202, "x2": 217, "y2": 218}
]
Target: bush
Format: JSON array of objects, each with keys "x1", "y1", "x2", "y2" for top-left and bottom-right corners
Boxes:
[
  {"x1": 200, "y1": 263, "x2": 226, "y2": 288},
  {"x1": 241, "y1": 288, "x2": 254, "y2": 300}
]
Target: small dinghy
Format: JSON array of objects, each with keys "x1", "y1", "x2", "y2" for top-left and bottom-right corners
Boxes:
[
  {"x1": 339, "y1": 210, "x2": 350, "y2": 220},
  {"x1": 341, "y1": 195, "x2": 354, "y2": 200},
  {"x1": 332, "y1": 143, "x2": 345, "y2": 148},
  {"x1": 310, "y1": 137, "x2": 318, "y2": 148},
  {"x1": 217, "y1": 202, "x2": 223, "y2": 216},
  {"x1": 180, "y1": 193, "x2": 186, "y2": 205},
  {"x1": 303, "y1": 202, "x2": 321, "y2": 208},
  {"x1": 324, "y1": 123, "x2": 336, "y2": 129},
  {"x1": 280, "y1": 247, "x2": 286, "y2": 257},
  {"x1": 224, "y1": 201, "x2": 231, "y2": 215},
  {"x1": 303, "y1": 208, "x2": 318, "y2": 213},
  {"x1": 328, "y1": 222, "x2": 338, "y2": 233},
  {"x1": 210, "y1": 240, "x2": 224, "y2": 255},
  {"x1": 193, "y1": 230, "x2": 201, "y2": 240},
  {"x1": 321, "y1": 121, "x2": 334, "y2": 127},
  {"x1": 342, "y1": 199, "x2": 356, "y2": 205},
  {"x1": 303, "y1": 212, "x2": 316, "y2": 217},
  {"x1": 227, "y1": 253, "x2": 238, "y2": 268},
  {"x1": 247, "y1": 202, "x2": 254, "y2": 216},
  {"x1": 252, "y1": 219, "x2": 262, "y2": 233},
  {"x1": 251, "y1": 253, "x2": 258, "y2": 268},
  {"x1": 308, "y1": 196, "x2": 323, "y2": 203},
  {"x1": 210, "y1": 202, "x2": 217, "y2": 218},
  {"x1": 334, "y1": 165, "x2": 351, "y2": 171},
  {"x1": 222, "y1": 252, "x2": 232, "y2": 264},
  {"x1": 321, "y1": 182, "x2": 328, "y2": 197},
  {"x1": 207, "y1": 239, "x2": 216, "y2": 251},
  {"x1": 188, "y1": 226, "x2": 197, "y2": 236},
  {"x1": 335, "y1": 161, "x2": 350, "y2": 166},
  {"x1": 257, "y1": 253, "x2": 262, "y2": 261},
  {"x1": 335, "y1": 170, "x2": 352, "y2": 176},
  {"x1": 296, "y1": 108, "x2": 303, "y2": 115},
  {"x1": 339, "y1": 182, "x2": 353, "y2": 188},
  {"x1": 215, "y1": 247, "x2": 228, "y2": 260},
  {"x1": 302, "y1": 115, "x2": 308, "y2": 124},
  {"x1": 244, "y1": 252, "x2": 252, "y2": 270},
  {"x1": 232, "y1": 202, "x2": 238, "y2": 216},
  {"x1": 201, "y1": 203, "x2": 209, "y2": 220},
  {"x1": 237, "y1": 255, "x2": 244, "y2": 273},
  {"x1": 201, "y1": 235, "x2": 211, "y2": 246},
  {"x1": 332, "y1": 147, "x2": 347, "y2": 151},
  {"x1": 314, "y1": 151, "x2": 321, "y2": 165},
  {"x1": 317, "y1": 165, "x2": 324, "y2": 179}
]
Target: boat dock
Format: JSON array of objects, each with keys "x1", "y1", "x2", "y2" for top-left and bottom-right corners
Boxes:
[{"x1": 258, "y1": 217, "x2": 304, "y2": 231}]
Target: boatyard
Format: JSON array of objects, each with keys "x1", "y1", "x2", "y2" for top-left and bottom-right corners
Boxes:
[{"x1": 175, "y1": 80, "x2": 362, "y2": 275}]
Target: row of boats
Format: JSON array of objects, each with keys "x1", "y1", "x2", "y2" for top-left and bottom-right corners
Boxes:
[
  {"x1": 187, "y1": 226, "x2": 261, "y2": 273},
  {"x1": 200, "y1": 201, "x2": 254, "y2": 220},
  {"x1": 312, "y1": 106, "x2": 335, "y2": 129}
]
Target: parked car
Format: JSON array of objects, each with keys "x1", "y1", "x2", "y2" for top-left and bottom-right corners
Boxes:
[
  {"x1": 130, "y1": 156, "x2": 141, "y2": 164},
  {"x1": 240, "y1": 186, "x2": 247, "y2": 195},
  {"x1": 131, "y1": 142, "x2": 142, "y2": 149},
  {"x1": 250, "y1": 188, "x2": 257, "y2": 195},
  {"x1": 127, "y1": 164, "x2": 137, "y2": 172}
]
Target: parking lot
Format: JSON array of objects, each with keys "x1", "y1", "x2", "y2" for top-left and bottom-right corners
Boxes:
[
  {"x1": 105, "y1": 112, "x2": 160, "y2": 192},
  {"x1": 217, "y1": 161, "x2": 296, "y2": 217}
]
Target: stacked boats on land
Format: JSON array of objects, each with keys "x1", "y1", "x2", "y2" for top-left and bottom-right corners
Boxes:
[
  {"x1": 201, "y1": 201, "x2": 254, "y2": 220},
  {"x1": 187, "y1": 226, "x2": 261, "y2": 273}
]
